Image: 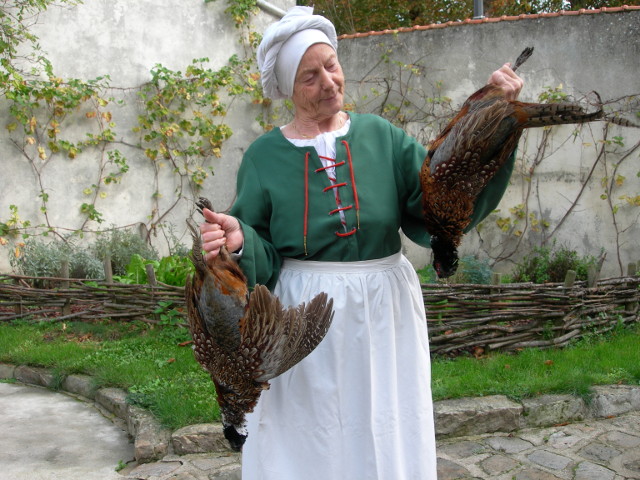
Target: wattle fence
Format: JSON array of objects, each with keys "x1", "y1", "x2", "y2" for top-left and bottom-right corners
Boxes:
[
  {"x1": 1, "y1": 263, "x2": 638, "y2": 356},
  {"x1": 423, "y1": 273, "x2": 639, "y2": 355}
]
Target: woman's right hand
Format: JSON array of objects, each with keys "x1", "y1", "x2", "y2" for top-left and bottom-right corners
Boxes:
[{"x1": 200, "y1": 208, "x2": 244, "y2": 263}]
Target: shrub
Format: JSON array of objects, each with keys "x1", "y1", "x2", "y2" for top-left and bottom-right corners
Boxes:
[
  {"x1": 92, "y1": 227, "x2": 158, "y2": 276},
  {"x1": 417, "y1": 255, "x2": 493, "y2": 284},
  {"x1": 512, "y1": 242, "x2": 600, "y2": 283},
  {"x1": 9, "y1": 237, "x2": 103, "y2": 283}
]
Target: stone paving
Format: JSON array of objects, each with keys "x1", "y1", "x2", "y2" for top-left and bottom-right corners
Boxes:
[
  {"x1": 120, "y1": 412, "x2": 640, "y2": 480},
  {"x1": 436, "y1": 411, "x2": 640, "y2": 480}
]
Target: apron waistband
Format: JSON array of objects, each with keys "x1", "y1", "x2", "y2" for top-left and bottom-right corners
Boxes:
[{"x1": 280, "y1": 251, "x2": 403, "y2": 274}]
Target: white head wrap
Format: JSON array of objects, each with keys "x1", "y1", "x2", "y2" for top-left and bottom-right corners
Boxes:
[{"x1": 257, "y1": 6, "x2": 338, "y2": 99}]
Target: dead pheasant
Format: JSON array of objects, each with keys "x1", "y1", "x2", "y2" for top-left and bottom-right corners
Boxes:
[
  {"x1": 421, "y1": 47, "x2": 609, "y2": 278},
  {"x1": 185, "y1": 197, "x2": 334, "y2": 451}
]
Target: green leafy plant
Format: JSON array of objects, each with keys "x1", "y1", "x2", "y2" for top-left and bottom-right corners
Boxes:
[
  {"x1": 1, "y1": 1, "x2": 81, "y2": 90},
  {"x1": 538, "y1": 84, "x2": 569, "y2": 103},
  {"x1": 111, "y1": 254, "x2": 153, "y2": 284},
  {"x1": 111, "y1": 253, "x2": 193, "y2": 286},
  {"x1": 417, "y1": 255, "x2": 492, "y2": 284},
  {"x1": 1, "y1": 0, "x2": 265, "y2": 255},
  {"x1": 154, "y1": 255, "x2": 194, "y2": 286},
  {"x1": 153, "y1": 301, "x2": 185, "y2": 327},
  {"x1": 512, "y1": 242, "x2": 600, "y2": 283},
  {"x1": 92, "y1": 228, "x2": 158, "y2": 276}
]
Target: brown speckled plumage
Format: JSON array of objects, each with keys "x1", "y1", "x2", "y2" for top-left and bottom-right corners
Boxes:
[
  {"x1": 185, "y1": 198, "x2": 334, "y2": 451},
  {"x1": 421, "y1": 47, "x2": 606, "y2": 278}
]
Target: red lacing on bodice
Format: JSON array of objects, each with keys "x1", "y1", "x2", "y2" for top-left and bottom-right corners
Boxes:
[{"x1": 302, "y1": 140, "x2": 360, "y2": 255}]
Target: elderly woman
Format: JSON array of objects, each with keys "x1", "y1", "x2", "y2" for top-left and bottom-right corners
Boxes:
[{"x1": 200, "y1": 6, "x2": 523, "y2": 479}]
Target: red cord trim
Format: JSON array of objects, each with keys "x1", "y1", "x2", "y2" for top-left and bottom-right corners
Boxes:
[
  {"x1": 315, "y1": 161, "x2": 345, "y2": 173},
  {"x1": 342, "y1": 140, "x2": 360, "y2": 229},
  {"x1": 323, "y1": 182, "x2": 347, "y2": 193},
  {"x1": 329, "y1": 205, "x2": 353, "y2": 215},
  {"x1": 335, "y1": 227, "x2": 357, "y2": 237},
  {"x1": 303, "y1": 152, "x2": 309, "y2": 256}
]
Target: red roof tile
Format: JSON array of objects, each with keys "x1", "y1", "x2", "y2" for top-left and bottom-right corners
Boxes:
[{"x1": 337, "y1": 5, "x2": 640, "y2": 40}]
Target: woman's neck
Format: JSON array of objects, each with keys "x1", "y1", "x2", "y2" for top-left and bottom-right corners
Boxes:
[{"x1": 287, "y1": 111, "x2": 346, "y2": 139}]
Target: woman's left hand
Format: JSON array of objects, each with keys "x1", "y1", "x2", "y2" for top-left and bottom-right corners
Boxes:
[{"x1": 488, "y1": 63, "x2": 524, "y2": 101}]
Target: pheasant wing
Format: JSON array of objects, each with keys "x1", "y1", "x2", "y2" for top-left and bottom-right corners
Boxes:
[
  {"x1": 271, "y1": 292, "x2": 334, "y2": 378},
  {"x1": 240, "y1": 286, "x2": 334, "y2": 382},
  {"x1": 428, "y1": 89, "x2": 518, "y2": 194},
  {"x1": 425, "y1": 46, "x2": 536, "y2": 194}
]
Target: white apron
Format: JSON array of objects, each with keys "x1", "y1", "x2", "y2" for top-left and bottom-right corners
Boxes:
[{"x1": 241, "y1": 252, "x2": 437, "y2": 479}]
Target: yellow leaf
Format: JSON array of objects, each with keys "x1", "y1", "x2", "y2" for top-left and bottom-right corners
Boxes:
[
  {"x1": 86, "y1": 111, "x2": 96, "y2": 119},
  {"x1": 29, "y1": 117, "x2": 37, "y2": 133},
  {"x1": 37, "y1": 146, "x2": 47, "y2": 160},
  {"x1": 100, "y1": 192, "x2": 107, "y2": 199},
  {"x1": 26, "y1": 137, "x2": 35, "y2": 145},
  {"x1": 6, "y1": 123, "x2": 17, "y2": 132},
  {"x1": 0, "y1": 237, "x2": 7, "y2": 246}
]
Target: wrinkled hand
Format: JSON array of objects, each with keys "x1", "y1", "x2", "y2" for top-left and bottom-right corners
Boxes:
[
  {"x1": 488, "y1": 63, "x2": 524, "y2": 101},
  {"x1": 200, "y1": 208, "x2": 244, "y2": 263}
]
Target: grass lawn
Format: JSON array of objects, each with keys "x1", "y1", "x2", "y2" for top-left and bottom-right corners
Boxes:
[{"x1": 1, "y1": 319, "x2": 639, "y2": 430}]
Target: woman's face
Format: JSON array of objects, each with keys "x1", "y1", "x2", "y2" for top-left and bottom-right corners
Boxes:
[{"x1": 291, "y1": 43, "x2": 345, "y2": 120}]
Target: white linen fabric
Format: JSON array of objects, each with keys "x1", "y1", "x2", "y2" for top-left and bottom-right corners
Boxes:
[
  {"x1": 241, "y1": 253, "x2": 438, "y2": 479},
  {"x1": 274, "y1": 29, "x2": 333, "y2": 99},
  {"x1": 257, "y1": 5, "x2": 338, "y2": 99}
]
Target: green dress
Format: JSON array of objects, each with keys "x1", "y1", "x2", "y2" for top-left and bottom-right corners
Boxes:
[{"x1": 231, "y1": 111, "x2": 514, "y2": 289}]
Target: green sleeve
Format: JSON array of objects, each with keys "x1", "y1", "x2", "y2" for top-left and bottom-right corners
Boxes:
[
  {"x1": 229, "y1": 156, "x2": 282, "y2": 290},
  {"x1": 393, "y1": 125, "x2": 432, "y2": 249}
]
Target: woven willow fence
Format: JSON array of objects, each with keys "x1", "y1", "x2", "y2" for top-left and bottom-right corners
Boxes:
[
  {"x1": 424, "y1": 273, "x2": 639, "y2": 355},
  {"x1": 1, "y1": 264, "x2": 638, "y2": 355}
]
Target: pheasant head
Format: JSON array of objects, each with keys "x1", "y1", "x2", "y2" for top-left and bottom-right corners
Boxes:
[{"x1": 430, "y1": 234, "x2": 459, "y2": 279}]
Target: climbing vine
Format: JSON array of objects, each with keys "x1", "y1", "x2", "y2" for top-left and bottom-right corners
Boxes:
[
  {"x1": 4, "y1": 61, "x2": 119, "y2": 235},
  {"x1": 479, "y1": 92, "x2": 640, "y2": 274},
  {"x1": 1, "y1": 0, "x2": 268, "y2": 248}
]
